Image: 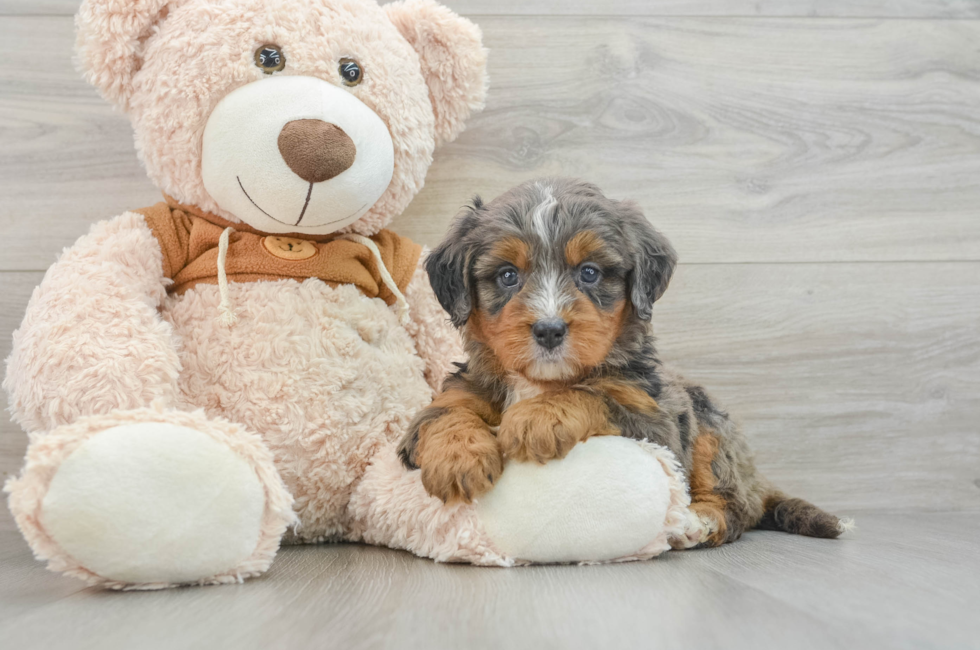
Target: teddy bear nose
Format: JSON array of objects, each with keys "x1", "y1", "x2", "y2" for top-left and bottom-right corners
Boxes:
[{"x1": 277, "y1": 119, "x2": 357, "y2": 183}]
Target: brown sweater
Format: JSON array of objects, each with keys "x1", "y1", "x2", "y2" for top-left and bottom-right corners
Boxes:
[{"x1": 135, "y1": 196, "x2": 422, "y2": 306}]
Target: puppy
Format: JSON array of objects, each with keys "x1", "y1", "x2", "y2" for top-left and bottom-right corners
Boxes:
[{"x1": 399, "y1": 178, "x2": 845, "y2": 547}]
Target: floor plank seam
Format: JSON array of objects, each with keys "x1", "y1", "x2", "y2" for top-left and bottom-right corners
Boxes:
[{"x1": 3, "y1": 13, "x2": 980, "y2": 20}]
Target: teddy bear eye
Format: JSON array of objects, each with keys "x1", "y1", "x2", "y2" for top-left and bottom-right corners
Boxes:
[
  {"x1": 255, "y1": 45, "x2": 286, "y2": 74},
  {"x1": 339, "y1": 58, "x2": 363, "y2": 86}
]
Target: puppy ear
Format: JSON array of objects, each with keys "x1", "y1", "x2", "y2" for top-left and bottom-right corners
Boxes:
[
  {"x1": 76, "y1": 0, "x2": 177, "y2": 110},
  {"x1": 384, "y1": 0, "x2": 489, "y2": 147},
  {"x1": 425, "y1": 198, "x2": 483, "y2": 327},
  {"x1": 620, "y1": 202, "x2": 677, "y2": 321}
]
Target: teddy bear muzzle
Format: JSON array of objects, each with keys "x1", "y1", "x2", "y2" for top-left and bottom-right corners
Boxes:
[{"x1": 200, "y1": 75, "x2": 395, "y2": 235}]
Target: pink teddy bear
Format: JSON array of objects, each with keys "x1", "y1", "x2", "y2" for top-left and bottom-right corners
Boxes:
[{"x1": 5, "y1": 0, "x2": 688, "y2": 590}]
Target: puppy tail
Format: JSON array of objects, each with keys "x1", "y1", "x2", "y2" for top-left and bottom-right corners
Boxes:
[{"x1": 755, "y1": 489, "x2": 851, "y2": 539}]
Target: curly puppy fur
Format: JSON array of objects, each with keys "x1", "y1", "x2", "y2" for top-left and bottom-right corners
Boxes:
[{"x1": 400, "y1": 178, "x2": 844, "y2": 547}]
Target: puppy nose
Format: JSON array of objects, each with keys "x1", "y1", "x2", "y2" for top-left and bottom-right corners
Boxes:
[
  {"x1": 277, "y1": 119, "x2": 356, "y2": 183},
  {"x1": 532, "y1": 319, "x2": 568, "y2": 350}
]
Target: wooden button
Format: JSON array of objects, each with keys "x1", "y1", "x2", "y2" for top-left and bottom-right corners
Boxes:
[{"x1": 262, "y1": 236, "x2": 317, "y2": 261}]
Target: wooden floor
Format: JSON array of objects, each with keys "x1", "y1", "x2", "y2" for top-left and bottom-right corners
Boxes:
[
  {"x1": 0, "y1": 513, "x2": 977, "y2": 650},
  {"x1": 1, "y1": 0, "x2": 978, "y2": 648}
]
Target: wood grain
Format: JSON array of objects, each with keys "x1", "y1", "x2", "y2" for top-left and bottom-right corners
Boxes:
[
  {"x1": 4, "y1": 0, "x2": 980, "y2": 18},
  {"x1": 448, "y1": 1, "x2": 980, "y2": 17},
  {"x1": 2, "y1": 262, "x2": 977, "y2": 513},
  {"x1": 0, "y1": 272, "x2": 38, "y2": 490},
  {"x1": 0, "y1": 18, "x2": 160, "y2": 272},
  {"x1": 654, "y1": 261, "x2": 980, "y2": 513},
  {"x1": 1, "y1": 512, "x2": 977, "y2": 649},
  {"x1": 2, "y1": 16, "x2": 980, "y2": 270},
  {"x1": 395, "y1": 16, "x2": 980, "y2": 262}
]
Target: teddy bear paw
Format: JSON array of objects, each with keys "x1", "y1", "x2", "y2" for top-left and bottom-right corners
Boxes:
[{"x1": 8, "y1": 413, "x2": 293, "y2": 588}]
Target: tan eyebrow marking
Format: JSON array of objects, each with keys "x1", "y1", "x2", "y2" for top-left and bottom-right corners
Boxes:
[
  {"x1": 491, "y1": 236, "x2": 530, "y2": 271},
  {"x1": 564, "y1": 230, "x2": 603, "y2": 267}
]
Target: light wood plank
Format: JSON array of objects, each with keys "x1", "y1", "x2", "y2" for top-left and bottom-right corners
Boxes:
[
  {"x1": 0, "y1": 18, "x2": 161, "y2": 272},
  {"x1": 3, "y1": 16, "x2": 980, "y2": 270},
  {"x1": 683, "y1": 512, "x2": 980, "y2": 649},
  {"x1": 2, "y1": 262, "x2": 978, "y2": 514},
  {"x1": 1, "y1": 513, "x2": 978, "y2": 649},
  {"x1": 451, "y1": 1, "x2": 980, "y2": 17},
  {"x1": 653, "y1": 261, "x2": 980, "y2": 513},
  {"x1": 0, "y1": 0, "x2": 73, "y2": 14},
  {"x1": 0, "y1": 272, "x2": 39, "y2": 495},
  {"x1": 4, "y1": 0, "x2": 980, "y2": 18},
  {"x1": 0, "y1": 529, "x2": 90, "y2": 624},
  {"x1": 394, "y1": 16, "x2": 980, "y2": 262}
]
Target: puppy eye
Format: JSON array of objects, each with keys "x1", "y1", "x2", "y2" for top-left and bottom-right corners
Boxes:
[
  {"x1": 339, "y1": 58, "x2": 363, "y2": 86},
  {"x1": 579, "y1": 264, "x2": 601, "y2": 284},
  {"x1": 498, "y1": 267, "x2": 520, "y2": 288},
  {"x1": 255, "y1": 45, "x2": 286, "y2": 74}
]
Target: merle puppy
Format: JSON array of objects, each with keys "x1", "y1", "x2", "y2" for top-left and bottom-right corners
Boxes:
[{"x1": 399, "y1": 178, "x2": 844, "y2": 547}]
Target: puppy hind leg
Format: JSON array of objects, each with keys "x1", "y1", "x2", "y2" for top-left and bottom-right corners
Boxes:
[
  {"x1": 670, "y1": 504, "x2": 723, "y2": 549},
  {"x1": 671, "y1": 431, "x2": 749, "y2": 549}
]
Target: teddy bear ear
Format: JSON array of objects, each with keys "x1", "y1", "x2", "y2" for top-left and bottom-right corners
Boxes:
[
  {"x1": 75, "y1": 0, "x2": 176, "y2": 110},
  {"x1": 384, "y1": 0, "x2": 489, "y2": 147}
]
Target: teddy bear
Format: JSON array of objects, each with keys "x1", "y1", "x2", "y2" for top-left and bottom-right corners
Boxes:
[{"x1": 4, "y1": 0, "x2": 689, "y2": 589}]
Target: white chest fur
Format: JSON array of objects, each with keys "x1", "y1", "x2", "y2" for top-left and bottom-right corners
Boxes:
[{"x1": 504, "y1": 375, "x2": 546, "y2": 410}]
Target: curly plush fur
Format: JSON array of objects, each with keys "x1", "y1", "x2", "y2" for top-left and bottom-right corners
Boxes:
[
  {"x1": 76, "y1": 0, "x2": 486, "y2": 236},
  {"x1": 4, "y1": 0, "x2": 487, "y2": 588}
]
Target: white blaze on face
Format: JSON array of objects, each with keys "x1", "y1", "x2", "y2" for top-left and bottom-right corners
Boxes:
[
  {"x1": 201, "y1": 75, "x2": 394, "y2": 235},
  {"x1": 529, "y1": 184, "x2": 557, "y2": 242},
  {"x1": 524, "y1": 185, "x2": 568, "y2": 320},
  {"x1": 526, "y1": 269, "x2": 569, "y2": 321},
  {"x1": 522, "y1": 185, "x2": 578, "y2": 381}
]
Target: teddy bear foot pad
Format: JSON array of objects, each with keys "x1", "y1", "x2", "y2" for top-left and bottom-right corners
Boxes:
[{"x1": 6, "y1": 409, "x2": 295, "y2": 589}]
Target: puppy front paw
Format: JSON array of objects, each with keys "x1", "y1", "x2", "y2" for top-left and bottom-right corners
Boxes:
[
  {"x1": 416, "y1": 412, "x2": 503, "y2": 504},
  {"x1": 420, "y1": 445, "x2": 502, "y2": 504},
  {"x1": 497, "y1": 396, "x2": 583, "y2": 464}
]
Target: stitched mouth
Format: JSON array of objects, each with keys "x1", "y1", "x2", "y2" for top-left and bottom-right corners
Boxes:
[{"x1": 236, "y1": 176, "x2": 369, "y2": 229}]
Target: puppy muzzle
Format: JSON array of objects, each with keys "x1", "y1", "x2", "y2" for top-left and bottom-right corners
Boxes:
[{"x1": 532, "y1": 318, "x2": 568, "y2": 350}]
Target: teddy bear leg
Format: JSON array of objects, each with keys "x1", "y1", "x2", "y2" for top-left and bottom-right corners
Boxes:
[
  {"x1": 5, "y1": 407, "x2": 295, "y2": 589},
  {"x1": 473, "y1": 437, "x2": 693, "y2": 564},
  {"x1": 347, "y1": 442, "x2": 511, "y2": 566},
  {"x1": 349, "y1": 438, "x2": 692, "y2": 566}
]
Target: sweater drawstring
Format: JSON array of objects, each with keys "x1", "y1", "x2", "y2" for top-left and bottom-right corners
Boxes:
[
  {"x1": 214, "y1": 229, "x2": 410, "y2": 327},
  {"x1": 336, "y1": 233, "x2": 411, "y2": 325},
  {"x1": 217, "y1": 226, "x2": 238, "y2": 325}
]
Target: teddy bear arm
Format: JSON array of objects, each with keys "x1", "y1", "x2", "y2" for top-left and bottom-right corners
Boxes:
[
  {"x1": 400, "y1": 249, "x2": 465, "y2": 392},
  {"x1": 3, "y1": 212, "x2": 181, "y2": 434}
]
